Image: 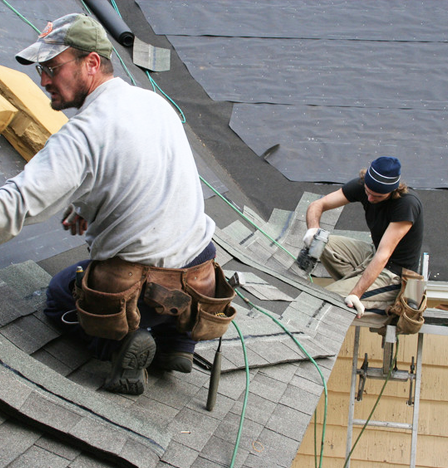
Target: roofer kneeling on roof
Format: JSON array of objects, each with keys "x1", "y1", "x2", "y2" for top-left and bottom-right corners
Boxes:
[
  {"x1": 303, "y1": 156, "x2": 424, "y2": 320},
  {"x1": 1, "y1": 13, "x2": 236, "y2": 395}
]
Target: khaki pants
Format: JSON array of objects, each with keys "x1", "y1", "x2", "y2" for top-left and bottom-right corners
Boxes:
[{"x1": 320, "y1": 235, "x2": 401, "y2": 311}]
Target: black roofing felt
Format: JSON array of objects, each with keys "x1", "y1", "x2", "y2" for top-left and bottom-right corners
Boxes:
[
  {"x1": 0, "y1": 0, "x2": 447, "y2": 466},
  {"x1": 131, "y1": 0, "x2": 448, "y2": 281},
  {"x1": 1, "y1": 0, "x2": 447, "y2": 280},
  {"x1": 141, "y1": 0, "x2": 448, "y2": 41},
  {"x1": 139, "y1": 0, "x2": 448, "y2": 189}
]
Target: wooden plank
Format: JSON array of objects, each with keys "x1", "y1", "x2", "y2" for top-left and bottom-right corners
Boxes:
[
  {"x1": 0, "y1": 65, "x2": 67, "y2": 161},
  {"x1": 0, "y1": 94, "x2": 17, "y2": 132}
]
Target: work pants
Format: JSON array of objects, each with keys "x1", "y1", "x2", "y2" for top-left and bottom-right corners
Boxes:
[{"x1": 320, "y1": 235, "x2": 401, "y2": 313}]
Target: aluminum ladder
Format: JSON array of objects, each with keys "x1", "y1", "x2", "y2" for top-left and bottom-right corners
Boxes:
[{"x1": 345, "y1": 324, "x2": 423, "y2": 467}]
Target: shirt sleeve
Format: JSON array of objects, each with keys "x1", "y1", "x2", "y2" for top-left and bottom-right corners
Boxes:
[
  {"x1": 0, "y1": 128, "x2": 91, "y2": 244},
  {"x1": 390, "y1": 193, "x2": 422, "y2": 224},
  {"x1": 342, "y1": 177, "x2": 364, "y2": 203}
]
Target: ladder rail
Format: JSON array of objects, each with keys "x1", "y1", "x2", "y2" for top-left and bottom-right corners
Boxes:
[
  {"x1": 410, "y1": 333, "x2": 424, "y2": 467},
  {"x1": 345, "y1": 326, "x2": 361, "y2": 467},
  {"x1": 346, "y1": 325, "x2": 422, "y2": 468}
]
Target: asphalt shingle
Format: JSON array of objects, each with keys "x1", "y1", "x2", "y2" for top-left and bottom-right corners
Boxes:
[
  {"x1": 0, "y1": 419, "x2": 41, "y2": 467},
  {"x1": 6, "y1": 445, "x2": 70, "y2": 468}
]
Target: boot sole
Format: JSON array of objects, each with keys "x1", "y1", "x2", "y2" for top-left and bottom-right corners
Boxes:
[{"x1": 104, "y1": 329, "x2": 156, "y2": 395}]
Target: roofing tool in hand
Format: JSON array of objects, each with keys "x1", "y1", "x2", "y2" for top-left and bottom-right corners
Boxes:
[
  {"x1": 62, "y1": 204, "x2": 88, "y2": 235},
  {"x1": 62, "y1": 204, "x2": 77, "y2": 227},
  {"x1": 297, "y1": 228, "x2": 330, "y2": 275}
]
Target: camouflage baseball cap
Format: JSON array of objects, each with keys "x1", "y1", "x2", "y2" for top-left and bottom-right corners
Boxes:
[{"x1": 15, "y1": 13, "x2": 113, "y2": 65}]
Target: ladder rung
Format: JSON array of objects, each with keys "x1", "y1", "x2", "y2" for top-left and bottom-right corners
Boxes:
[{"x1": 353, "y1": 419, "x2": 413, "y2": 430}]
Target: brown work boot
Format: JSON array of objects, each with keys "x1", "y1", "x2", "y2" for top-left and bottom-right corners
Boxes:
[
  {"x1": 155, "y1": 351, "x2": 193, "y2": 373},
  {"x1": 103, "y1": 329, "x2": 156, "y2": 395}
]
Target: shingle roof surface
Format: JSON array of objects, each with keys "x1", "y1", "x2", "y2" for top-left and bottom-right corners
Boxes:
[{"x1": 0, "y1": 194, "x2": 355, "y2": 467}]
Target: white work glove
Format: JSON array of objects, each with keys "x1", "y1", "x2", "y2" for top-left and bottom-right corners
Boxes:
[
  {"x1": 345, "y1": 294, "x2": 365, "y2": 318},
  {"x1": 303, "y1": 228, "x2": 319, "y2": 247},
  {"x1": 62, "y1": 204, "x2": 88, "y2": 236}
]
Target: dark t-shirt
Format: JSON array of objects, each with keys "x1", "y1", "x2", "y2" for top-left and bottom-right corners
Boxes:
[{"x1": 342, "y1": 178, "x2": 424, "y2": 271}]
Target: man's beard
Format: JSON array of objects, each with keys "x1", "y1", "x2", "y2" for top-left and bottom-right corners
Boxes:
[{"x1": 49, "y1": 75, "x2": 91, "y2": 111}]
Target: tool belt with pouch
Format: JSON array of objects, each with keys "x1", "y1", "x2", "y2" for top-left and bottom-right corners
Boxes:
[
  {"x1": 143, "y1": 260, "x2": 236, "y2": 341},
  {"x1": 381, "y1": 268, "x2": 427, "y2": 335},
  {"x1": 75, "y1": 258, "x2": 147, "y2": 341},
  {"x1": 75, "y1": 257, "x2": 236, "y2": 342}
]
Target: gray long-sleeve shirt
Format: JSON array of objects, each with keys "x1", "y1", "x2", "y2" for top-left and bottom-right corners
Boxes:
[{"x1": 0, "y1": 77, "x2": 215, "y2": 268}]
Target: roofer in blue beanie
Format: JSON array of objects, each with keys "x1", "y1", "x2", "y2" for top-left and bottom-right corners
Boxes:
[
  {"x1": 303, "y1": 156, "x2": 424, "y2": 318},
  {"x1": 3, "y1": 13, "x2": 236, "y2": 395}
]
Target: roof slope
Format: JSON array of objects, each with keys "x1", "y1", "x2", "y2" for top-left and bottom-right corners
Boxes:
[
  {"x1": 0, "y1": 191, "x2": 355, "y2": 467},
  {"x1": 1, "y1": 0, "x2": 418, "y2": 467}
]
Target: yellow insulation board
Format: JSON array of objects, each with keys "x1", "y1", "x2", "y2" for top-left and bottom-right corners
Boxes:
[{"x1": 0, "y1": 65, "x2": 68, "y2": 161}]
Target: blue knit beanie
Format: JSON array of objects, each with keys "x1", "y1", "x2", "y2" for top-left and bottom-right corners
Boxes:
[{"x1": 364, "y1": 157, "x2": 401, "y2": 194}]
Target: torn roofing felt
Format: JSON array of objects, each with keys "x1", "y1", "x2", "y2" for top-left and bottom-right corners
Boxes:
[{"x1": 137, "y1": 0, "x2": 448, "y2": 189}]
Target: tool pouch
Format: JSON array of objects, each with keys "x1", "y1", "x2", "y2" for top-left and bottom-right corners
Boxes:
[
  {"x1": 385, "y1": 268, "x2": 427, "y2": 335},
  {"x1": 143, "y1": 260, "x2": 236, "y2": 341},
  {"x1": 75, "y1": 259, "x2": 146, "y2": 341},
  {"x1": 143, "y1": 261, "x2": 196, "y2": 318},
  {"x1": 183, "y1": 262, "x2": 236, "y2": 341}
]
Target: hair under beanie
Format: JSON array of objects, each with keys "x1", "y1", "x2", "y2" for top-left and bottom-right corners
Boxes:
[{"x1": 364, "y1": 156, "x2": 401, "y2": 194}]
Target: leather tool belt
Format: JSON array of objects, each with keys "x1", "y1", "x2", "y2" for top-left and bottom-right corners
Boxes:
[
  {"x1": 75, "y1": 257, "x2": 236, "y2": 342},
  {"x1": 380, "y1": 268, "x2": 427, "y2": 335}
]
